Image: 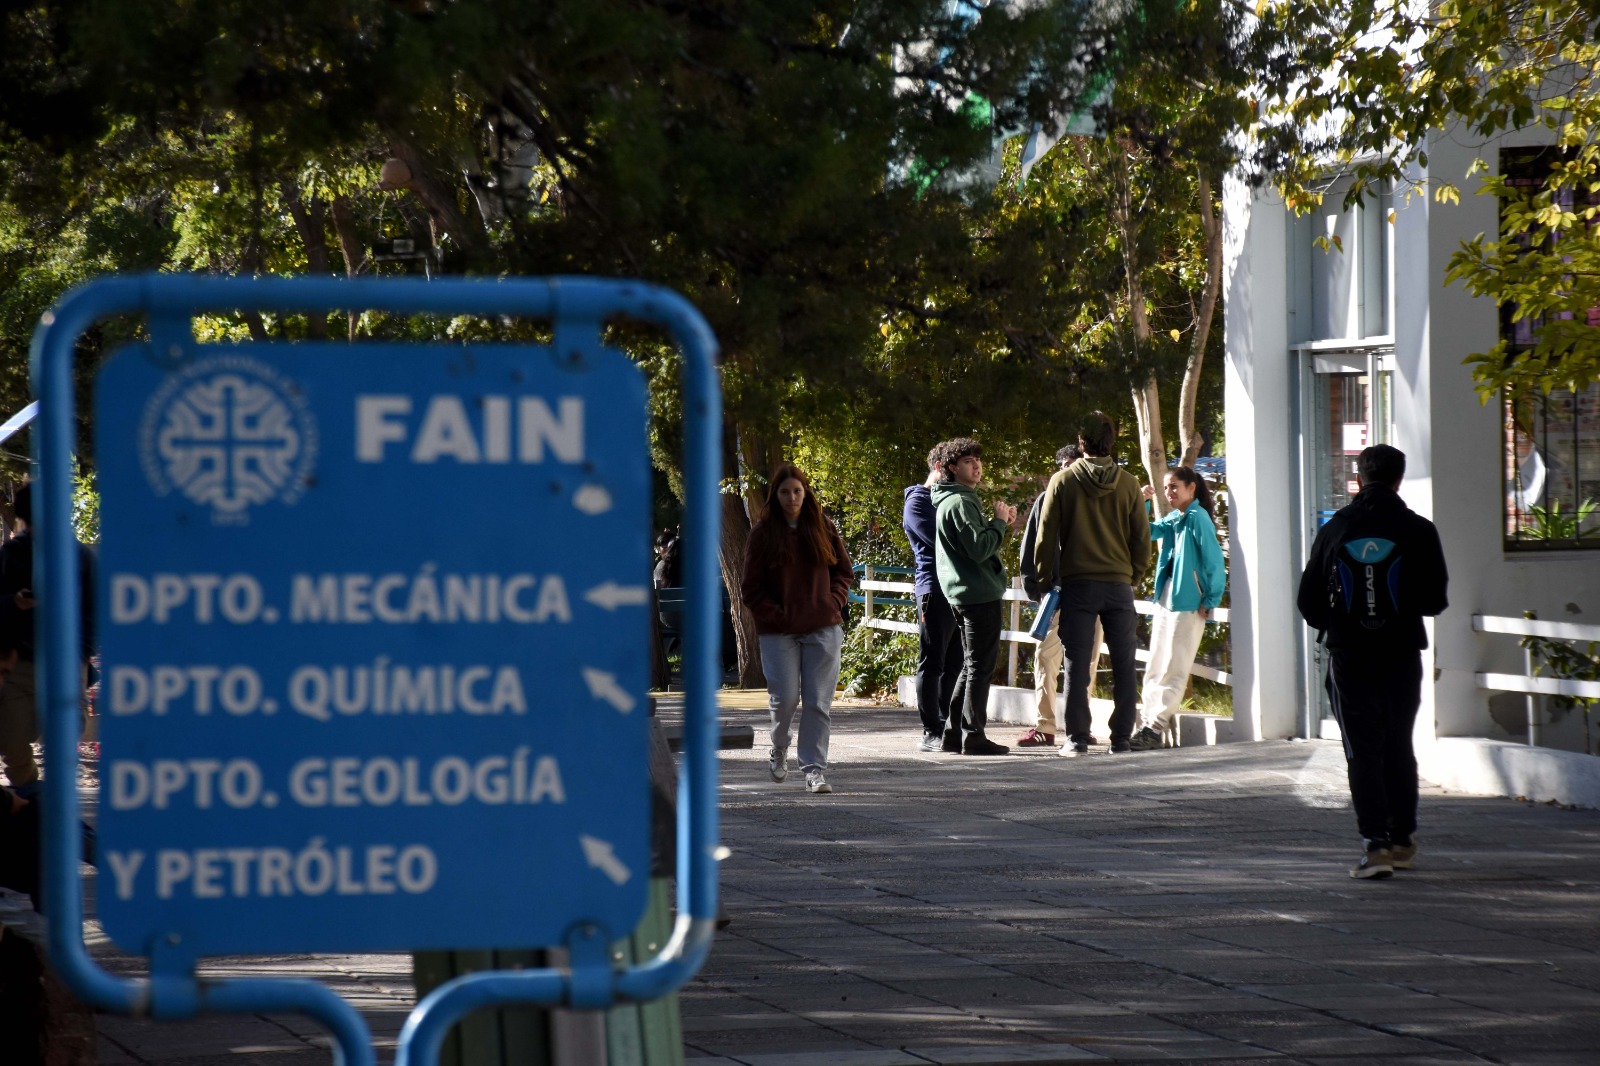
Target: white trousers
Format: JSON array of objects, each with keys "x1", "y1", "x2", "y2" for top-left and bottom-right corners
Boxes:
[{"x1": 1139, "y1": 606, "x2": 1206, "y2": 731}]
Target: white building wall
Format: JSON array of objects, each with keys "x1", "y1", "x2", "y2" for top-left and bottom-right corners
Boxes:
[
  {"x1": 1223, "y1": 176, "x2": 1301, "y2": 740},
  {"x1": 1420, "y1": 130, "x2": 1600, "y2": 749},
  {"x1": 1226, "y1": 126, "x2": 1600, "y2": 751}
]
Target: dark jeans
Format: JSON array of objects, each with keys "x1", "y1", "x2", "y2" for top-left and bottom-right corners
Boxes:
[
  {"x1": 916, "y1": 590, "x2": 965, "y2": 737},
  {"x1": 1058, "y1": 580, "x2": 1139, "y2": 744},
  {"x1": 1326, "y1": 649, "x2": 1423, "y2": 845},
  {"x1": 949, "y1": 599, "x2": 1002, "y2": 739}
]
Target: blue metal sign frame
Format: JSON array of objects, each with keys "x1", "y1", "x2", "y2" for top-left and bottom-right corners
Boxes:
[{"x1": 33, "y1": 275, "x2": 723, "y2": 1066}]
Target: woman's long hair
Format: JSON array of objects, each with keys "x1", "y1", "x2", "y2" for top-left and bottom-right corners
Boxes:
[
  {"x1": 1169, "y1": 466, "x2": 1217, "y2": 523},
  {"x1": 752, "y1": 464, "x2": 838, "y2": 568}
]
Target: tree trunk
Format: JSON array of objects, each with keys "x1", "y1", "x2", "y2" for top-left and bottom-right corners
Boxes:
[
  {"x1": 734, "y1": 425, "x2": 787, "y2": 688},
  {"x1": 383, "y1": 136, "x2": 491, "y2": 269},
  {"x1": 1111, "y1": 143, "x2": 1169, "y2": 517},
  {"x1": 738, "y1": 427, "x2": 784, "y2": 526},
  {"x1": 1178, "y1": 167, "x2": 1223, "y2": 469},
  {"x1": 282, "y1": 181, "x2": 331, "y2": 340},
  {"x1": 720, "y1": 491, "x2": 763, "y2": 690},
  {"x1": 329, "y1": 195, "x2": 366, "y2": 340},
  {"x1": 717, "y1": 414, "x2": 766, "y2": 689}
]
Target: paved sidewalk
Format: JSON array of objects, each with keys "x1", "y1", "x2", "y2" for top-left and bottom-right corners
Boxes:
[
  {"x1": 79, "y1": 698, "x2": 1600, "y2": 1065},
  {"x1": 680, "y1": 702, "x2": 1600, "y2": 1066}
]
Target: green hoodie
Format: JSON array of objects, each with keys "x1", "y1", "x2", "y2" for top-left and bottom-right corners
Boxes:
[
  {"x1": 1032, "y1": 456, "x2": 1151, "y2": 586},
  {"x1": 931, "y1": 480, "x2": 1010, "y2": 604}
]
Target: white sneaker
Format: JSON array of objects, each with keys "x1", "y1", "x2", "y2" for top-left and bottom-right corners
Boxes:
[
  {"x1": 805, "y1": 770, "x2": 831, "y2": 794},
  {"x1": 768, "y1": 747, "x2": 788, "y2": 782}
]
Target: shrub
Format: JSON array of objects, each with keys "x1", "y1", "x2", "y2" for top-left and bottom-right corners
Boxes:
[{"x1": 838, "y1": 623, "x2": 919, "y2": 700}]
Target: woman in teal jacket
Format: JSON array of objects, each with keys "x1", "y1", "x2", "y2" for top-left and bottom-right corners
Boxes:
[{"x1": 1128, "y1": 467, "x2": 1226, "y2": 751}]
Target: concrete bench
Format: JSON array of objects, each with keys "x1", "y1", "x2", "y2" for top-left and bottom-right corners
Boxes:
[{"x1": 657, "y1": 721, "x2": 754, "y2": 752}]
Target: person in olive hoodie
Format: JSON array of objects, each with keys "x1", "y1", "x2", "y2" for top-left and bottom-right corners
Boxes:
[
  {"x1": 1033, "y1": 412, "x2": 1152, "y2": 755},
  {"x1": 741, "y1": 464, "x2": 855, "y2": 795},
  {"x1": 932, "y1": 438, "x2": 1019, "y2": 756}
]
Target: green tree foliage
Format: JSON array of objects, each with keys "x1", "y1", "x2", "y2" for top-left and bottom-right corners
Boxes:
[
  {"x1": 0, "y1": 0, "x2": 1344, "y2": 678},
  {"x1": 1258, "y1": 0, "x2": 1600, "y2": 398}
]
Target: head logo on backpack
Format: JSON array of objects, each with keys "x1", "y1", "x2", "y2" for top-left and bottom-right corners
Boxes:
[{"x1": 1330, "y1": 536, "x2": 1402, "y2": 630}]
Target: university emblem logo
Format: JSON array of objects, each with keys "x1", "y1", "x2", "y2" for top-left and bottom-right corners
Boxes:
[{"x1": 138, "y1": 355, "x2": 318, "y2": 524}]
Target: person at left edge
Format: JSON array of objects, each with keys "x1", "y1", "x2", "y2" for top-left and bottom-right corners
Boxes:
[
  {"x1": 0, "y1": 482, "x2": 96, "y2": 799},
  {"x1": 740, "y1": 464, "x2": 853, "y2": 796}
]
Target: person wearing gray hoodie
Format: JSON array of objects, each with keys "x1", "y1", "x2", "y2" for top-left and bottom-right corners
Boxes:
[{"x1": 1032, "y1": 412, "x2": 1152, "y2": 755}]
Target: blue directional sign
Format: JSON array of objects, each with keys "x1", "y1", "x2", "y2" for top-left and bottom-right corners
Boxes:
[{"x1": 94, "y1": 340, "x2": 652, "y2": 957}]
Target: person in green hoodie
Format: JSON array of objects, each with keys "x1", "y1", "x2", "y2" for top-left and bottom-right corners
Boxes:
[
  {"x1": 1032, "y1": 412, "x2": 1152, "y2": 756},
  {"x1": 932, "y1": 438, "x2": 1020, "y2": 757}
]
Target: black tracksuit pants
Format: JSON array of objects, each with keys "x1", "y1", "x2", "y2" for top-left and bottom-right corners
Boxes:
[
  {"x1": 949, "y1": 599, "x2": 1002, "y2": 739},
  {"x1": 915, "y1": 590, "x2": 965, "y2": 738},
  {"x1": 1326, "y1": 649, "x2": 1424, "y2": 845}
]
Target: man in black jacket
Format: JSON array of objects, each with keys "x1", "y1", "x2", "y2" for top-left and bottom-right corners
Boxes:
[{"x1": 1297, "y1": 445, "x2": 1449, "y2": 880}]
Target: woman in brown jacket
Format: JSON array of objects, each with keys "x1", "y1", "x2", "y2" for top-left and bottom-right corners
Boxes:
[{"x1": 740, "y1": 464, "x2": 853, "y2": 794}]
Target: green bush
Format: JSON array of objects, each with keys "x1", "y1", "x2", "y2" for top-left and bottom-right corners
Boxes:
[{"x1": 838, "y1": 623, "x2": 919, "y2": 700}]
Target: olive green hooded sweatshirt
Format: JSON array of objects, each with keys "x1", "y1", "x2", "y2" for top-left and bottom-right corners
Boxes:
[
  {"x1": 931, "y1": 479, "x2": 1010, "y2": 605},
  {"x1": 1032, "y1": 456, "x2": 1151, "y2": 587}
]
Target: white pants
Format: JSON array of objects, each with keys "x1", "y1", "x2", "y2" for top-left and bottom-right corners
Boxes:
[{"x1": 1139, "y1": 606, "x2": 1206, "y2": 731}]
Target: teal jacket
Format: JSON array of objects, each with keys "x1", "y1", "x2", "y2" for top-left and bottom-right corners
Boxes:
[
  {"x1": 931, "y1": 480, "x2": 1009, "y2": 605},
  {"x1": 1150, "y1": 501, "x2": 1226, "y2": 613}
]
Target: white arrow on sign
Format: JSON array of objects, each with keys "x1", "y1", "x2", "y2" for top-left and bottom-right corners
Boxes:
[
  {"x1": 573, "y1": 483, "x2": 613, "y2": 515},
  {"x1": 582, "y1": 667, "x2": 637, "y2": 714},
  {"x1": 580, "y1": 835, "x2": 632, "y2": 886},
  {"x1": 585, "y1": 582, "x2": 649, "y2": 610}
]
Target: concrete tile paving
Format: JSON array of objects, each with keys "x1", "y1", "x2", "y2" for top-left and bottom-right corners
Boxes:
[
  {"x1": 678, "y1": 702, "x2": 1600, "y2": 1066},
  {"x1": 71, "y1": 698, "x2": 1600, "y2": 1064}
]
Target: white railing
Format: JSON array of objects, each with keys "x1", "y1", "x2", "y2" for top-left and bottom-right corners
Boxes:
[
  {"x1": 1473, "y1": 613, "x2": 1600, "y2": 747},
  {"x1": 859, "y1": 567, "x2": 1232, "y2": 688}
]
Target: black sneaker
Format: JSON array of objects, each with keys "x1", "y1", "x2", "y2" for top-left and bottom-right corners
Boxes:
[
  {"x1": 1109, "y1": 738, "x2": 1132, "y2": 754},
  {"x1": 963, "y1": 735, "x2": 1010, "y2": 756},
  {"x1": 1060, "y1": 739, "x2": 1091, "y2": 757},
  {"x1": 1127, "y1": 726, "x2": 1165, "y2": 751},
  {"x1": 941, "y1": 729, "x2": 963, "y2": 753},
  {"x1": 916, "y1": 733, "x2": 943, "y2": 753}
]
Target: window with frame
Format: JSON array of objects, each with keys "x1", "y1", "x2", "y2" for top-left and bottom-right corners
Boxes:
[{"x1": 1500, "y1": 148, "x2": 1600, "y2": 549}]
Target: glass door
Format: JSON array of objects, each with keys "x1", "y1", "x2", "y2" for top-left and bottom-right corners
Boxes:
[{"x1": 1295, "y1": 347, "x2": 1394, "y2": 735}]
